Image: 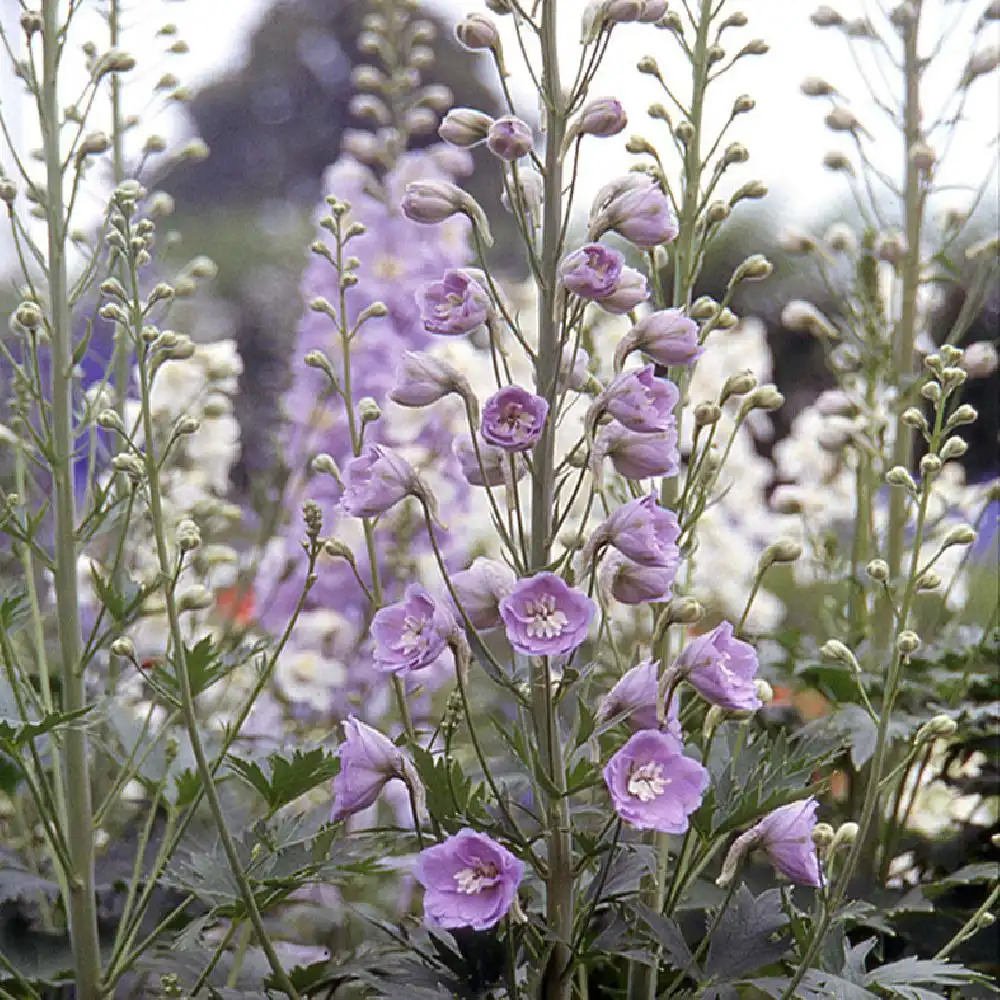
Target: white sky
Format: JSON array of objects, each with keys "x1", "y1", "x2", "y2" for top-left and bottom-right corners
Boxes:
[{"x1": 0, "y1": 0, "x2": 996, "y2": 239}]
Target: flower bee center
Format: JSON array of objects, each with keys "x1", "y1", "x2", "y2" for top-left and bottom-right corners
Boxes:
[
  {"x1": 628, "y1": 761, "x2": 669, "y2": 802},
  {"x1": 523, "y1": 594, "x2": 569, "y2": 639},
  {"x1": 454, "y1": 861, "x2": 499, "y2": 894}
]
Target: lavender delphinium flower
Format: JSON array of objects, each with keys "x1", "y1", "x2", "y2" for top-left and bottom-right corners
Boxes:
[
  {"x1": 596, "y1": 422, "x2": 680, "y2": 479},
  {"x1": 414, "y1": 829, "x2": 524, "y2": 930},
  {"x1": 596, "y1": 659, "x2": 681, "y2": 736},
  {"x1": 589, "y1": 492, "x2": 681, "y2": 566},
  {"x1": 718, "y1": 798, "x2": 823, "y2": 887},
  {"x1": 371, "y1": 583, "x2": 457, "y2": 674},
  {"x1": 481, "y1": 386, "x2": 549, "y2": 452},
  {"x1": 603, "y1": 729, "x2": 709, "y2": 832},
  {"x1": 487, "y1": 115, "x2": 534, "y2": 160},
  {"x1": 499, "y1": 572, "x2": 596, "y2": 656},
  {"x1": 673, "y1": 621, "x2": 761, "y2": 712},
  {"x1": 615, "y1": 309, "x2": 704, "y2": 369},
  {"x1": 453, "y1": 433, "x2": 510, "y2": 487},
  {"x1": 418, "y1": 269, "x2": 490, "y2": 336},
  {"x1": 438, "y1": 108, "x2": 494, "y2": 147},
  {"x1": 389, "y1": 351, "x2": 471, "y2": 407},
  {"x1": 559, "y1": 243, "x2": 624, "y2": 299},
  {"x1": 601, "y1": 552, "x2": 679, "y2": 604},
  {"x1": 578, "y1": 96, "x2": 628, "y2": 137},
  {"x1": 450, "y1": 557, "x2": 517, "y2": 629},
  {"x1": 331, "y1": 717, "x2": 422, "y2": 822},
  {"x1": 589, "y1": 175, "x2": 679, "y2": 248},
  {"x1": 341, "y1": 444, "x2": 420, "y2": 518},
  {"x1": 598, "y1": 266, "x2": 649, "y2": 314},
  {"x1": 599, "y1": 366, "x2": 680, "y2": 434}
]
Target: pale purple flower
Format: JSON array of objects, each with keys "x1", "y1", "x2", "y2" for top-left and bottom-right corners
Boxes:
[
  {"x1": 418, "y1": 269, "x2": 490, "y2": 336},
  {"x1": 438, "y1": 108, "x2": 494, "y2": 148},
  {"x1": 601, "y1": 551, "x2": 678, "y2": 604},
  {"x1": 389, "y1": 350, "x2": 469, "y2": 407},
  {"x1": 720, "y1": 798, "x2": 823, "y2": 887},
  {"x1": 560, "y1": 343, "x2": 592, "y2": 391},
  {"x1": 342, "y1": 444, "x2": 419, "y2": 518},
  {"x1": 499, "y1": 572, "x2": 595, "y2": 657},
  {"x1": 603, "y1": 729, "x2": 709, "y2": 832},
  {"x1": 590, "y1": 175, "x2": 679, "y2": 248},
  {"x1": 402, "y1": 179, "x2": 466, "y2": 224},
  {"x1": 559, "y1": 244, "x2": 625, "y2": 299},
  {"x1": 453, "y1": 433, "x2": 524, "y2": 487},
  {"x1": 596, "y1": 422, "x2": 679, "y2": 479},
  {"x1": 450, "y1": 557, "x2": 517, "y2": 630},
  {"x1": 673, "y1": 621, "x2": 761, "y2": 712},
  {"x1": 415, "y1": 829, "x2": 524, "y2": 930},
  {"x1": 481, "y1": 386, "x2": 549, "y2": 452},
  {"x1": 456, "y1": 13, "x2": 499, "y2": 50},
  {"x1": 596, "y1": 659, "x2": 681, "y2": 736},
  {"x1": 331, "y1": 716, "x2": 421, "y2": 822},
  {"x1": 371, "y1": 583, "x2": 457, "y2": 674},
  {"x1": 579, "y1": 97, "x2": 628, "y2": 137},
  {"x1": 592, "y1": 492, "x2": 680, "y2": 566},
  {"x1": 600, "y1": 366, "x2": 679, "y2": 434},
  {"x1": 638, "y1": 0, "x2": 668, "y2": 20},
  {"x1": 615, "y1": 309, "x2": 703, "y2": 369},
  {"x1": 487, "y1": 116, "x2": 533, "y2": 160},
  {"x1": 598, "y1": 267, "x2": 648, "y2": 314}
]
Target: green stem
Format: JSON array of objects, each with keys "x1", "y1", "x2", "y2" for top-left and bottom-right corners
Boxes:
[{"x1": 40, "y1": 2, "x2": 103, "y2": 994}]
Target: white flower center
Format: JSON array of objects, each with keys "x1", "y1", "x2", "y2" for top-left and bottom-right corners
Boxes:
[
  {"x1": 399, "y1": 614, "x2": 429, "y2": 653},
  {"x1": 524, "y1": 594, "x2": 569, "y2": 639},
  {"x1": 454, "y1": 862, "x2": 498, "y2": 894},
  {"x1": 628, "y1": 761, "x2": 669, "y2": 802}
]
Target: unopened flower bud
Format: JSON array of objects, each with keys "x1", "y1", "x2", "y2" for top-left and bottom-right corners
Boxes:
[
  {"x1": 916, "y1": 714, "x2": 957, "y2": 743},
  {"x1": 801, "y1": 76, "x2": 836, "y2": 97},
  {"x1": 720, "y1": 370, "x2": 757, "y2": 403},
  {"x1": 302, "y1": 499, "x2": 323, "y2": 538},
  {"x1": 919, "y1": 453, "x2": 942, "y2": 478},
  {"x1": 723, "y1": 142, "x2": 749, "y2": 164},
  {"x1": 0, "y1": 178, "x2": 17, "y2": 204},
  {"x1": 110, "y1": 636, "x2": 136, "y2": 659},
  {"x1": 175, "y1": 415, "x2": 200, "y2": 436},
  {"x1": 812, "y1": 823, "x2": 836, "y2": 850},
  {"x1": 176, "y1": 518, "x2": 201, "y2": 552},
  {"x1": 14, "y1": 301, "x2": 44, "y2": 330},
  {"x1": 920, "y1": 381, "x2": 942, "y2": 404},
  {"x1": 896, "y1": 630, "x2": 921, "y2": 655},
  {"x1": 358, "y1": 397, "x2": 381, "y2": 424},
  {"x1": 823, "y1": 151, "x2": 854, "y2": 173},
  {"x1": 178, "y1": 585, "x2": 213, "y2": 612},
  {"x1": 820, "y1": 639, "x2": 861, "y2": 673},
  {"x1": 456, "y1": 13, "x2": 499, "y2": 50},
  {"x1": 578, "y1": 97, "x2": 628, "y2": 137},
  {"x1": 732, "y1": 94, "x2": 755, "y2": 114},
  {"x1": 694, "y1": 402, "x2": 721, "y2": 426},
  {"x1": 939, "y1": 366, "x2": 967, "y2": 391},
  {"x1": 830, "y1": 822, "x2": 858, "y2": 852},
  {"x1": 112, "y1": 453, "x2": 145, "y2": 482},
  {"x1": 886, "y1": 466, "x2": 917, "y2": 493},
  {"x1": 731, "y1": 254, "x2": 773, "y2": 284},
  {"x1": 438, "y1": 108, "x2": 494, "y2": 147},
  {"x1": 761, "y1": 539, "x2": 803, "y2": 568},
  {"x1": 741, "y1": 385, "x2": 784, "y2": 413},
  {"x1": 97, "y1": 409, "x2": 127, "y2": 433},
  {"x1": 665, "y1": 598, "x2": 704, "y2": 625},
  {"x1": 689, "y1": 296, "x2": 718, "y2": 320},
  {"x1": 946, "y1": 404, "x2": 977, "y2": 431},
  {"x1": 901, "y1": 407, "x2": 928, "y2": 433},
  {"x1": 942, "y1": 524, "x2": 976, "y2": 548},
  {"x1": 916, "y1": 570, "x2": 941, "y2": 591},
  {"x1": 703, "y1": 705, "x2": 727, "y2": 742},
  {"x1": 322, "y1": 538, "x2": 355, "y2": 561},
  {"x1": 487, "y1": 115, "x2": 533, "y2": 160},
  {"x1": 730, "y1": 180, "x2": 767, "y2": 204},
  {"x1": 866, "y1": 559, "x2": 889, "y2": 582},
  {"x1": 706, "y1": 201, "x2": 730, "y2": 225},
  {"x1": 311, "y1": 453, "x2": 341, "y2": 480}
]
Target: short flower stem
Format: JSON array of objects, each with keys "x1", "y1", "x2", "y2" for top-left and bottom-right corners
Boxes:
[
  {"x1": 40, "y1": 2, "x2": 102, "y2": 994},
  {"x1": 934, "y1": 883, "x2": 1000, "y2": 961}
]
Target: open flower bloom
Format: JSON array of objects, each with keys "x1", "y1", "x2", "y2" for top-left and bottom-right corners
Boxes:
[
  {"x1": 371, "y1": 583, "x2": 457, "y2": 673},
  {"x1": 599, "y1": 366, "x2": 680, "y2": 434},
  {"x1": 718, "y1": 798, "x2": 823, "y2": 887},
  {"x1": 331, "y1": 717, "x2": 422, "y2": 823},
  {"x1": 418, "y1": 269, "x2": 490, "y2": 336},
  {"x1": 559, "y1": 243, "x2": 625, "y2": 299},
  {"x1": 601, "y1": 551, "x2": 679, "y2": 604},
  {"x1": 481, "y1": 386, "x2": 549, "y2": 452},
  {"x1": 595, "y1": 421, "x2": 680, "y2": 480},
  {"x1": 596, "y1": 659, "x2": 681, "y2": 736},
  {"x1": 450, "y1": 557, "x2": 517, "y2": 630},
  {"x1": 587, "y1": 492, "x2": 680, "y2": 566},
  {"x1": 673, "y1": 621, "x2": 761, "y2": 712},
  {"x1": 499, "y1": 571, "x2": 595, "y2": 656},
  {"x1": 415, "y1": 829, "x2": 525, "y2": 930},
  {"x1": 603, "y1": 729, "x2": 709, "y2": 832},
  {"x1": 341, "y1": 444, "x2": 420, "y2": 518}
]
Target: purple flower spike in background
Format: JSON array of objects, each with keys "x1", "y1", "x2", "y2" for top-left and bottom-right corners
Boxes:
[
  {"x1": 341, "y1": 444, "x2": 419, "y2": 518},
  {"x1": 596, "y1": 422, "x2": 679, "y2": 480},
  {"x1": 559, "y1": 244, "x2": 625, "y2": 300},
  {"x1": 418, "y1": 269, "x2": 490, "y2": 336},
  {"x1": 674, "y1": 621, "x2": 762, "y2": 712},
  {"x1": 499, "y1": 572, "x2": 595, "y2": 657},
  {"x1": 596, "y1": 492, "x2": 681, "y2": 566},
  {"x1": 597, "y1": 659, "x2": 681, "y2": 736},
  {"x1": 602, "y1": 552, "x2": 679, "y2": 605},
  {"x1": 603, "y1": 729, "x2": 709, "y2": 832},
  {"x1": 601, "y1": 366, "x2": 680, "y2": 434},
  {"x1": 615, "y1": 309, "x2": 704, "y2": 369},
  {"x1": 331, "y1": 717, "x2": 421, "y2": 823},
  {"x1": 371, "y1": 583, "x2": 457, "y2": 674},
  {"x1": 415, "y1": 828, "x2": 524, "y2": 931},
  {"x1": 487, "y1": 115, "x2": 534, "y2": 160},
  {"x1": 450, "y1": 557, "x2": 517, "y2": 630},
  {"x1": 481, "y1": 386, "x2": 549, "y2": 452}
]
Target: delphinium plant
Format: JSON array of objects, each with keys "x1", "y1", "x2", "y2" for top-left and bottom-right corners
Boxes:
[{"x1": 0, "y1": 0, "x2": 996, "y2": 999}]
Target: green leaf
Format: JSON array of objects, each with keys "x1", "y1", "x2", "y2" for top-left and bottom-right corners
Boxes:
[
  {"x1": 631, "y1": 902, "x2": 699, "y2": 976},
  {"x1": 866, "y1": 956, "x2": 980, "y2": 1000},
  {"x1": 705, "y1": 886, "x2": 791, "y2": 980},
  {"x1": 0, "y1": 674, "x2": 92, "y2": 748},
  {"x1": 227, "y1": 746, "x2": 339, "y2": 813},
  {"x1": 826, "y1": 705, "x2": 879, "y2": 768}
]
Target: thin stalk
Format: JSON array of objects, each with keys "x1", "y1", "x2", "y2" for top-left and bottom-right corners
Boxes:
[
  {"x1": 40, "y1": 2, "x2": 102, "y2": 994},
  {"x1": 532, "y1": 3, "x2": 573, "y2": 997}
]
